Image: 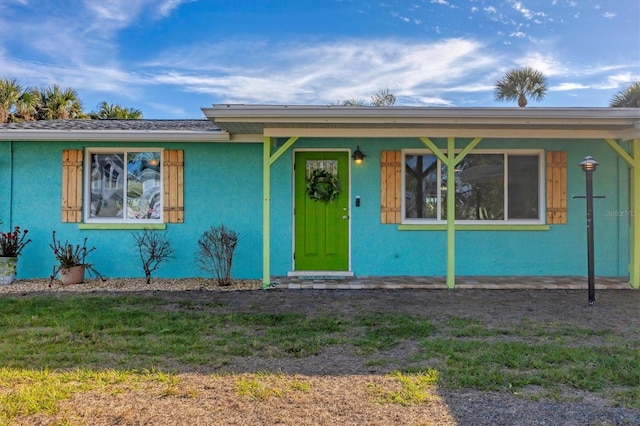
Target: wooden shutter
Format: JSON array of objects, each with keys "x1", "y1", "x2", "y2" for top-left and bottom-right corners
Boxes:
[
  {"x1": 546, "y1": 151, "x2": 567, "y2": 224},
  {"x1": 381, "y1": 150, "x2": 402, "y2": 224},
  {"x1": 163, "y1": 149, "x2": 184, "y2": 223},
  {"x1": 62, "y1": 149, "x2": 83, "y2": 223}
]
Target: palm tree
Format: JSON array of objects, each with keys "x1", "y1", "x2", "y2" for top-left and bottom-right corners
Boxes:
[
  {"x1": 36, "y1": 85, "x2": 84, "y2": 120},
  {"x1": 609, "y1": 82, "x2": 640, "y2": 107},
  {"x1": 0, "y1": 78, "x2": 23, "y2": 123},
  {"x1": 91, "y1": 101, "x2": 143, "y2": 119},
  {"x1": 494, "y1": 67, "x2": 548, "y2": 107},
  {"x1": 14, "y1": 88, "x2": 39, "y2": 121}
]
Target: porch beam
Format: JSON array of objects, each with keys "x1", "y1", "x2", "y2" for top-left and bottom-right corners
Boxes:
[
  {"x1": 269, "y1": 137, "x2": 299, "y2": 166},
  {"x1": 604, "y1": 138, "x2": 634, "y2": 167},
  {"x1": 418, "y1": 136, "x2": 484, "y2": 288}
]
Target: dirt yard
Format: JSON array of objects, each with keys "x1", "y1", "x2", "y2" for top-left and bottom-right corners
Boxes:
[{"x1": 3, "y1": 279, "x2": 640, "y2": 425}]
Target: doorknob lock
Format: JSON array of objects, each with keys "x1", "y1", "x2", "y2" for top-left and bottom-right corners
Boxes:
[{"x1": 342, "y1": 215, "x2": 349, "y2": 220}]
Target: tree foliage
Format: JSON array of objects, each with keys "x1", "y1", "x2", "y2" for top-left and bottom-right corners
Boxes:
[
  {"x1": 494, "y1": 67, "x2": 548, "y2": 107},
  {"x1": 333, "y1": 88, "x2": 396, "y2": 107},
  {"x1": 0, "y1": 78, "x2": 24, "y2": 123},
  {"x1": 90, "y1": 101, "x2": 143, "y2": 119},
  {"x1": 370, "y1": 87, "x2": 396, "y2": 106},
  {"x1": 36, "y1": 85, "x2": 84, "y2": 120},
  {"x1": 609, "y1": 82, "x2": 640, "y2": 107},
  {"x1": 0, "y1": 76, "x2": 144, "y2": 122}
]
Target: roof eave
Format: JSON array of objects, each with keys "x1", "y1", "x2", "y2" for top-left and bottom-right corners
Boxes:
[{"x1": 0, "y1": 130, "x2": 230, "y2": 142}]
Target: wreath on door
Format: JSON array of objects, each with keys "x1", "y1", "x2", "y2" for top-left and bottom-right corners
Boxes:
[{"x1": 306, "y1": 169, "x2": 341, "y2": 202}]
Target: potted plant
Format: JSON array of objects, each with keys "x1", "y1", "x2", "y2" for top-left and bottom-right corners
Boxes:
[
  {"x1": 0, "y1": 226, "x2": 32, "y2": 285},
  {"x1": 50, "y1": 231, "x2": 102, "y2": 285}
]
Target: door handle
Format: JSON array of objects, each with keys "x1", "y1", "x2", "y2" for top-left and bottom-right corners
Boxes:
[{"x1": 342, "y1": 215, "x2": 349, "y2": 220}]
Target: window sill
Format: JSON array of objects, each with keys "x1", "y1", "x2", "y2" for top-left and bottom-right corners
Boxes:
[
  {"x1": 397, "y1": 224, "x2": 550, "y2": 231},
  {"x1": 78, "y1": 223, "x2": 167, "y2": 230}
]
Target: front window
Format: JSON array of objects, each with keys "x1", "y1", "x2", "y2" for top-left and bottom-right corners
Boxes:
[
  {"x1": 403, "y1": 150, "x2": 542, "y2": 223},
  {"x1": 85, "y1": 149, "x2": 163, "y2": 222}
]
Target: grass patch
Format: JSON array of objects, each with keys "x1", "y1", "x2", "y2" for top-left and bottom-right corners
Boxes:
[
  {"x1": 354, "y1": 314, "x2": 436, "y2": 353},
  {"x1": 0, "y1": 367, "x2": 175, "y2": 424},
  {"x1": 368, "y1": 370, "x2": 439, "y2": 406},
  {"x1": 0, "y1": 293, "x2": 638, "y2": 417},
  {"x1": 0, "y1": 296, "x2": 344, "y2": 369},
  {"x1": 235, "y1": 372, "x2": 311, "y2": 400}
]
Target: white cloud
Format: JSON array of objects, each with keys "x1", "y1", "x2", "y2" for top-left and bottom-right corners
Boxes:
[
  {"x1": 158, "y1": 0, "x2": 196, "y2": 17},
  {"x1": 593, "y1": 72, "x2": 640, "y2": 90},
  {"x1": 551, "y1": 82, "x2": 589, "y2": 91},
  {"x1": 513, "y1": 53, "x2": 564, "y2": 76},
  {"x1": 510, "y1": 0, "x2": 547, "y2": 21},
  {"x1": 146, "y1": 38, "x2": 500, "y2": 105},
  {"x1": 602, "y1": 12, "x2": 615, "y2": 19}
]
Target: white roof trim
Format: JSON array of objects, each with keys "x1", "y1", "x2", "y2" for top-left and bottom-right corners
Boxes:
[{"x1": 202, "y1": 105, "x2": 640, "y2": 140}]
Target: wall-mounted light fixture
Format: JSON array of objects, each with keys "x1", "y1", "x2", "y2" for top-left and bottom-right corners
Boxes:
[{"x1": 352, "y1": 146, "x2": 366, "y2": 165}]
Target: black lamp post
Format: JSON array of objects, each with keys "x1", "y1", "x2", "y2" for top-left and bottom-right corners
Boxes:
[{"x1": 579, "y1": 156, "x2": 599, "y2": 306}]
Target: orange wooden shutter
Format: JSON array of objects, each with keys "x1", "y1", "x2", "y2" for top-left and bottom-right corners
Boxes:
[
  {"x1": 546, "y1": 151, "x2": 567, "y2": 224},
  {"x1": 61, "y1": 149, "x2": 83, "y2": 223},
  {"x1": 381, "y1": 150, "x2": 402, "y2": 224},
  {"x1": 163, "y1": 150, "x2": 184, "y2": 223}
]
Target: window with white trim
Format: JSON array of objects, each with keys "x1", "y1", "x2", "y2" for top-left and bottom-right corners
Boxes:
[
  {"x1": 85, "y1": 149, "x2": 163, "y2": 223},
  {"x1": 403, "y1": 150, "x2": 544, "y2": 223}
]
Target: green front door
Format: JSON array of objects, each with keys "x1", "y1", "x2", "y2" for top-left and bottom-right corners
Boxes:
[{"x1": 294, "y1": 151, "x2": 349, "y2": 271}]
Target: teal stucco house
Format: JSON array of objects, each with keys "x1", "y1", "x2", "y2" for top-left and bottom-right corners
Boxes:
[{"x1": 1, "y1": 105, "x2": 639, "y2": 289}]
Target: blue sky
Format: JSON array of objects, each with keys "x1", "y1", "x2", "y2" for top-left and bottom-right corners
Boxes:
[{"x1": 1, "y1": 0, "x2": 638, "y2": 118}]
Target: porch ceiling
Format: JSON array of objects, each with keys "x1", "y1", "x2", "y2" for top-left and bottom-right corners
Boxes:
[{"x1": 202, "y1": 105, "x2": 640, "y2": 140}]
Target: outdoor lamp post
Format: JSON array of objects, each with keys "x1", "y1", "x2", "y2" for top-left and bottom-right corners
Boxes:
[{"x1": 579, "y1": 156, "x2": 599, "y2": 306}]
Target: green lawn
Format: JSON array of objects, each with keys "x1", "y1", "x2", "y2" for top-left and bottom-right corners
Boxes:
[{"x1": 0, "y1": 294, "x2": 638, "y2": 423}]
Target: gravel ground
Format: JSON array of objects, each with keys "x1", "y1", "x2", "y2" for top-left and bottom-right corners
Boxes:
[{"x1": 2, "y1": 278, "x2": 639, "y2": 426}]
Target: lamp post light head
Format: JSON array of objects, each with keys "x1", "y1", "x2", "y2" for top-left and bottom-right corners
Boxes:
[{"x1": 579, "y1": 156, "x2": 599, "y2": 173}]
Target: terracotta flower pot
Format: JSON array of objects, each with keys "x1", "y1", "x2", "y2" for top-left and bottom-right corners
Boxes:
[
  {"x1": 0, "y1": 257, "x2": 18, "y2": 285},
  {"x1": 59, "y1": 264, "x2": 85, "y2": 285}
]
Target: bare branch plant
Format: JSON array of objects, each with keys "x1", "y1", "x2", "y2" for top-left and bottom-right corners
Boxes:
[
  {"x1": 133, "y1": 229, "x2": 174, "y2": 284},
  {"x1": 197, "y1": 225, "x2": 238, "y2": 286}
]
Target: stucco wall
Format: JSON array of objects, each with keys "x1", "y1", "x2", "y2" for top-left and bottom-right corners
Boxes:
[
  {"x1": 0, "y1": 136, "x2": 631, "y2": 280},
  {"x1": 270, "y1": 137, "x2": 630, "y2": 278},
  {"x1": 0, "y1": 141, "x2": 263, "y2": 280}
]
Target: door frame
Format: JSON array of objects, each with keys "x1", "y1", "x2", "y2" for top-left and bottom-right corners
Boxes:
[{"x1": 291, "y1": 148, "x2": 352, "y2": 275}]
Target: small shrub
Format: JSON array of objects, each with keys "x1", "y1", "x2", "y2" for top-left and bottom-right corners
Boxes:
[
  {"x1": 49, "y1": 231, "x2": 104, "y2": 282},
  {"x1": 133, "y1": 229, "x2": 174, "y2": 284},
  {"x1": 197, "y1": 225, "x2": 238, "y2": 286}
]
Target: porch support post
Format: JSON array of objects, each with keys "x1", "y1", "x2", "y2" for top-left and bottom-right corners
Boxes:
[
  {"x1": 419, "y1": 136, "x2": 483, "y2": 288},
  {"x1": 445, "y1": 137, "x2": 456, "y2": 289},
  {"x1": 262, "y1": 136, "x2": 300, "y2": 288},
  {"x1": 629, "y1": 139, "x2": 640, "y2": 289},
  {"x1": 262, "y1": 136, "x2": 272, "y2": 288},
  {"x1": 604, "y1": 138, "x2": 639, "y2": 289},
  {"x1": 632, "y1": 139, "x2": 640, "y2": 288}
]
